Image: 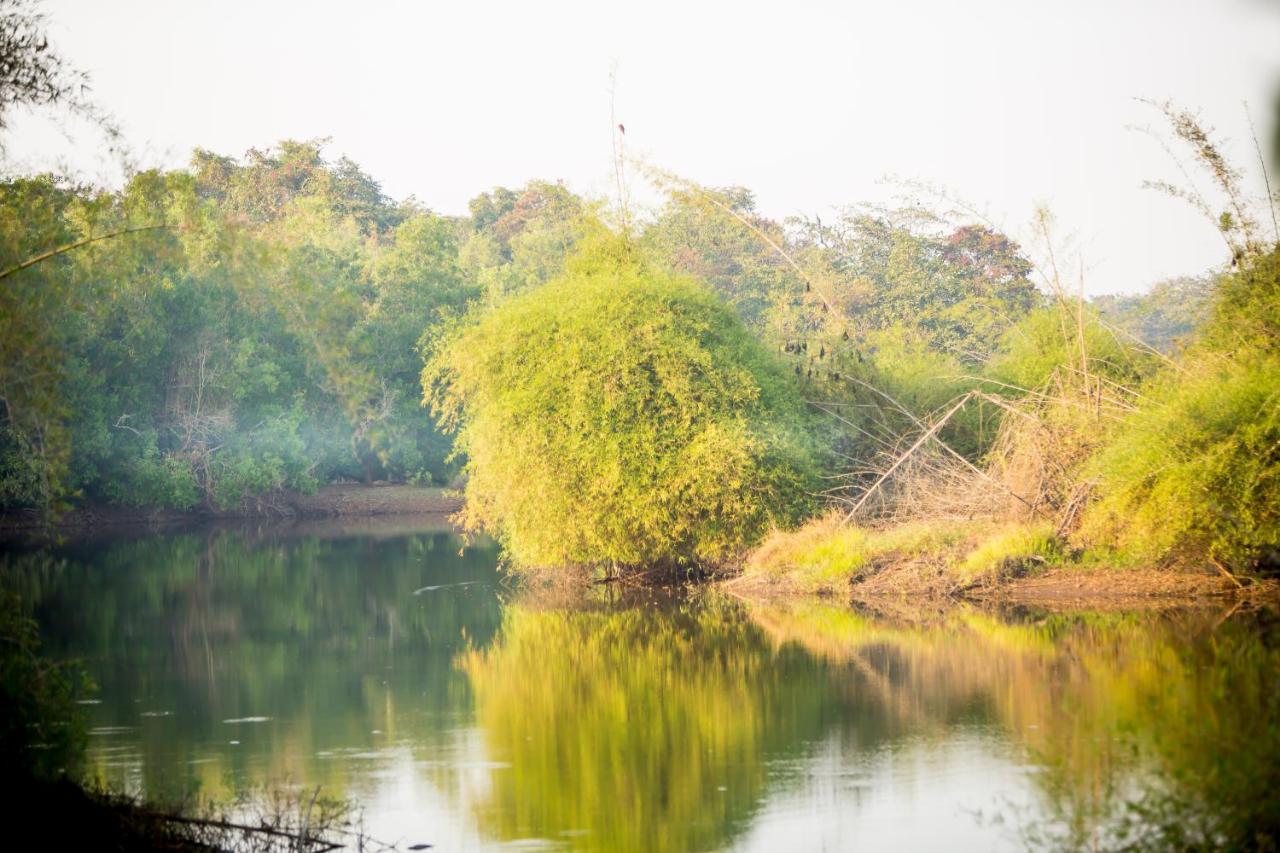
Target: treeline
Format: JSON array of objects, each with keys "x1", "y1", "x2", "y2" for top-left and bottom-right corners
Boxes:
[
  {"x1": 2, "y1": 133, "x2": 1269, "y2": 575},
  {"x1": 0, "y1": 143, "x2": 579, "y2": 512},
  {"x1": 0, "y1": 140, "x2": 1050, "y2": 514},
  {"x1": 418, "y1": 108, "x2": 1279, "y2": 576}
]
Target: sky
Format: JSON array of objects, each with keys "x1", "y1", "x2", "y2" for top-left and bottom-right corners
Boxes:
[{"x1": 9, "y1": 0, "x2": 1280, "y2": 295}]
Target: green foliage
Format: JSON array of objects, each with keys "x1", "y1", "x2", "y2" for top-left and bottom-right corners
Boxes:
[
  {"x1": 102, "y1": 430, "x2": 201, "y2": 509},
  {"x1": 0, "y1": 141, "x2": 490, "y2": 512},
  {"x1": 848, "y1": 325, "x2": 995, "y2": 457},
  {"x1": 640, "y1": 186, "x2": 798, "y2": 331},
  {"x1": 1091, "y1": 275, "x2": 1213, "y2": 353},
  {"x1": 1201, "y1": 245, "x2": 1280, "y2": 353},
  {"x1": 459, "y1": 180, "x2": 591, "y2": 302},
  {"x1": 1079, "y1": 251, "x2": 1280, "y2": 572},
  {"x1": 795, "y1": 215, "x2": 1040, "y2": 363},
  {"x1": 426, "y1": 236, "x2": 822, "y2": 569},
  {"x1": 1080, "y1": 350, "x2": 1280, "y2": 571},
  {"x1": 986, "y1": 304, "x2": 1158, "y2": 393}
]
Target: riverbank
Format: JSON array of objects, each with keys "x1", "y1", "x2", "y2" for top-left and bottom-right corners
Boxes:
[
  {"x1": 5, "y1": 490, "x2": 1274, "y2": 607},
  {"x1": 726, "y1": 563, "x2": 1274, "y2": 610},
  {"x1": 0, "y1": 483, "x2": 463, "y2": 532},
  {"x1": 725, "y1": 513, "x2": 1278, "y2": 607}
]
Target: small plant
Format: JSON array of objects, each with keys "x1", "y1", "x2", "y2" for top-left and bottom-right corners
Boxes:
[{"x1": 956, "y1": 521, "x2": 1060, "y2": 580}]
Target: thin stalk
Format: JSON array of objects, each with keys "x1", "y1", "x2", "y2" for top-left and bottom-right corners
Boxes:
[{"x1": 0, "y1": 223, "x2": 172, "y2": 280}]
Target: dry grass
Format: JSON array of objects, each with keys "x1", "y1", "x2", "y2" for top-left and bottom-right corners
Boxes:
[{"x1": 735, "y1": 511, "x2": 1064, "y2": 596}]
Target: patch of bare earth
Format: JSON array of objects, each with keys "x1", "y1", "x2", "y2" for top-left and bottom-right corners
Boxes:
[
  {"x1": 991, "y1": 566, "x2": 1278, "y2": 608},
  {"x1": 725, "y1": 556, "x2": 1279, "y2": 610}
]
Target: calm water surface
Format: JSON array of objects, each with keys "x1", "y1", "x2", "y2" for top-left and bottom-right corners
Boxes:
[{"x1": 5, "y1": 522, "x2": 1278, "y2": 850}]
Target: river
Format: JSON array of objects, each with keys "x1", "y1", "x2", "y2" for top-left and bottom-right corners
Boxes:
[{"x1": 5, "y1": 521, "x2": 1278, "y2": 850}]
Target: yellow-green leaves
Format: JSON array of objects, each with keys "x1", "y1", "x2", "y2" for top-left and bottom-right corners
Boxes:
[{"x1": 424, "y1": 240, "x2": 821, "y2": 571}]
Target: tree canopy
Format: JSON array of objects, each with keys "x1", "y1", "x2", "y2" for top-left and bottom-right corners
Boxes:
[{"x1": 425, "y1": 235, "x2": 822, "y2": 569}]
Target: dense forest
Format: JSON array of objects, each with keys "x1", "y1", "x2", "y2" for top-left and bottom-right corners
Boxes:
[
  {"x1": 0, "y1": 142, "x2": 1217, "y2": 505},
  {"x1": 4, "y1": 126, "x2": 1277, "y2": 579},
  {"x1": 3, "y1": 2, "x2": 1280, "y2": 850},
  {"x1": 0, "y1": 0, "x2": 1276, "y2": 585}
]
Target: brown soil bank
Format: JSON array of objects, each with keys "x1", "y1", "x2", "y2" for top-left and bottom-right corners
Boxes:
[
  {"x1": 728, "y1": 560, "x2": 1278, "y2": 609},
  {"x1": 727, "y1": 514, "x2": 1279, "y2": 607},
  {"x1": 0, "y1": 483, "x2": 462, "y2": 532},
  {"x1": 988, "y1": 566, "x2": 1275, "y2": 605}
]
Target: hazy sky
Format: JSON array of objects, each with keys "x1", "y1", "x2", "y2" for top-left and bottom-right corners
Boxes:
[{"x1": 10, "y1": 0, "x2": 1280, "y2": 294}]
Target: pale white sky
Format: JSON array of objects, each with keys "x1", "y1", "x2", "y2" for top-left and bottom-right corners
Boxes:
[{"x1": 10, "y1": 0, "x2": 1280, "y2": 294}]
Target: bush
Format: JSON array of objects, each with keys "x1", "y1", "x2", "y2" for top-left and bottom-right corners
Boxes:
[
  {"x1": 1079, "y1": 352, "x2": 1280, "y2": 572},
  {"x1": 103, "y1": 432, "x2": 201, "y2": 510},
  {"x1": 986, "y1": 304, "x2": 1158, "y2": 393},
  {"x1": 1201, "y1": 247, "x2": 1280, "y2": 353},
  {"x1": 1080, "y1": 251, "x2": 1280, "y2": 573},
  {"x1": 424, "y1": 237, "x2": 821, "y2": 570}
]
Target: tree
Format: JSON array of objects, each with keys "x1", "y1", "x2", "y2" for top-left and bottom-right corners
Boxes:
[
  {"x1": 0, "y1": 0, "x2": 84, "y2": 132},
  {"x1": 424, "y1": 232, "x2": 821, "y2": 571},
  {"x1": 641, "y1": 186, "x2": 800, "y2": 331},
  {"x1": 459, "y1": 180, "x2": 590, "y2": 302},
  {"x1": 0, "y1": 0, "x2": 121, "y2": 157},
  {"x1": 793, "y1": 214, "x2": 1039, "y2": 362}
]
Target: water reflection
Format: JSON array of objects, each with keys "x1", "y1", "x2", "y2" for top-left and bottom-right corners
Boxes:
[
  {"x1": 2, "y1": 527, "x2": 1277, "y2": 850},
  {"x1": 745, "y1": 599, "x2": 1280, "y2": 850},
  {"x1": 460, "y1": 600, "x2": 829, "y2": 851}
]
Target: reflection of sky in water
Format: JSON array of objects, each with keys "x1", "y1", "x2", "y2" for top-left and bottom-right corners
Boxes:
[
  {"x1": 736, "y1": 735, "x2": 1035, "y2": 851},
  {"x1": 11, "y1": 525, "x2": 1277, "y2": 851},
  {"x1": 85, "y1": 725, "x2": 1036, "y2": 850}
]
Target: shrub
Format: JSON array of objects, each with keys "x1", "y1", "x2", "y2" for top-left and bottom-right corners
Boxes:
[
  {"x1": 1201, "y1": 242, "x2": 1280, "y2": 353},
  {"x1": 986, "y1": 304, "x2": 1158, "y2": 393},
  {"x1": 1080, "y1": 250, "x2": 1280, "y2": 573},
  {"x1": 424, "y1": 237, "x2": 821, "y2": 570},
  {"x1": 1079, "y1": 352, "x2": 1280, "y2": 572},
  {"x1": 103, "y1": 432, "x2": 201, "y2": 510}
]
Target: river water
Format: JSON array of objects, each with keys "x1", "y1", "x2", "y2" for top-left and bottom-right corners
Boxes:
[{"x1": 6, "y1": 522, "x2": 1278, "y2": 850}]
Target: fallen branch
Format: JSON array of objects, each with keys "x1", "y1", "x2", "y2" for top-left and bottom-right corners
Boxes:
[
  {"x1": 1209, "y1": 556, "x2": 1244, "y2": 589},
  {"x1": 843, "y1": 394, "x2": 973, "y2": 523},
  {"x1": 150, "y1": 812, "x2": 342, "y2": 851}
]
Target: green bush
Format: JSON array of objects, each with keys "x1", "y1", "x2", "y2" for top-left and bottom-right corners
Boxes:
[
  {"x1": 986, "y1": 304, "x2": 1158, "y2": 393},
  {"x1": 1080, "y1": 350, "x2": 1280, "y2": 572},
  {"x1": 103, "y1": 432, "x2": 201, "y2": 510},
  {"x1": 425, "y1": 237, "x2": 822, "y2": 570},
  {"x1": 209, "y1": 411, "x2": 318, "y2": 510},
  {"x1": 1080, "y1": 251, "x2": 1280, "y2": 573},
  {"x1": 1201, "y1": 248, "x2": 1280, "y2": 353}
]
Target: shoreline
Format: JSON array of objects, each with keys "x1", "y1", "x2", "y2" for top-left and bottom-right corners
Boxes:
[
  {"x1": 722, "y1": 562, "x2": 1278, "y2": 611},
  {"x1": 0, "y1": 483, "x2": 463, "y2": 534},
  {"x1": 3, "y1": 491, "x2": 1274, "y2": 608}
]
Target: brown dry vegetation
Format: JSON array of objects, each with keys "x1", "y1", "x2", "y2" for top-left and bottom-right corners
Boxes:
[{"x1": 732, "y1": 106, "x2": 1280, "y2": 602}]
